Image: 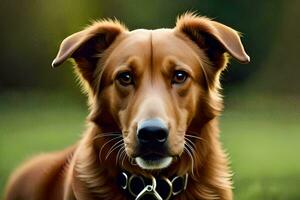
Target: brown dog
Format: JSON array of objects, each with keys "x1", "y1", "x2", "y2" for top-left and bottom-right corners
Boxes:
[{"x1": 4, "y1": 13, "x2": 249, "y2": 200}]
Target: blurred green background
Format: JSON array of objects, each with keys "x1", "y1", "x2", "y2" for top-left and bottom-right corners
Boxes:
[{"x1": 0, "y1": 0, "x2": 299, "y2": 199}]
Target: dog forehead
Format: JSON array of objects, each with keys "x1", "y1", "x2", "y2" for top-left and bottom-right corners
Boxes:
[
  {"x1": 151, "y1": 29, "x2": 203, "y2": 70},
  {"x1": 104, "y1": 28, "x2": 202, "y2": 72},
  {"x1": 104, "y1": 30, "x2": 152, "y2": 66}
]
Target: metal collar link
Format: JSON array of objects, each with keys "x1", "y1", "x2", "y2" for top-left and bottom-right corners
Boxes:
[{"x1": 117, "y1": 172, "x2": 188, "y2": 200}]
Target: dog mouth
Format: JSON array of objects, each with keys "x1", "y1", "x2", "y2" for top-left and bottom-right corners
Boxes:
[{"x1": 135, "y1": 153, "x2": 173, "y2": 170}]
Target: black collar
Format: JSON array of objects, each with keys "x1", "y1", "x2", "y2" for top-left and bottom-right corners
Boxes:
[{"x1": 117, "y1": 171, "x2": 188, "y2": 200}]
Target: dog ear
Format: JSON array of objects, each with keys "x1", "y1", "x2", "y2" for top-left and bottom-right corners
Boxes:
[
  {"x1": 52, "y1": 20, "x2": 127, "y2": 89},
  {"x1": 175, "y1": 13, "x2": 250, "y2": 69}
]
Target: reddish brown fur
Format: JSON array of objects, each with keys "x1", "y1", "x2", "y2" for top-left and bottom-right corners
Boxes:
[{"x1": 4, "y1": 13, "x2": 249, "y2": 200}]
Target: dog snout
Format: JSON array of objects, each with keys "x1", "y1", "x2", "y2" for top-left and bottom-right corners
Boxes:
[{"x1": 137, "y1": 119, "x2": 168, "y2": 146}]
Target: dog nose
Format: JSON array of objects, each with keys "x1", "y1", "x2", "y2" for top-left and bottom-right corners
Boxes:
[{"x1": 137, "y1": 119, "x2": 169, "y2": 145}]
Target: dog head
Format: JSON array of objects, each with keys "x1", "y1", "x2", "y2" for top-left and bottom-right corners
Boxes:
[{"x1": 53, "y1": 13, "x2": 249, "y2": 172}]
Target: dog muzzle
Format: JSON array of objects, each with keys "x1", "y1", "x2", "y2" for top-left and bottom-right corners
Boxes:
[{"x1": 117, "y1": 171, "x2": 188, "y2": 200}]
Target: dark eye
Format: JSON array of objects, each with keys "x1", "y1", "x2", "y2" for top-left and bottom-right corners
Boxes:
[
  {"x1": 172, "y1": 70, "x2": 188, "y2": 84},
  {"x1": 116, "y1": 71, "x2": 134, "y2": 86}
]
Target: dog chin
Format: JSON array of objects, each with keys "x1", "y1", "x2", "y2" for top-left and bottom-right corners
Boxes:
[{"x1": 135, "y1": 156, "x2": 173, "y2": 170}]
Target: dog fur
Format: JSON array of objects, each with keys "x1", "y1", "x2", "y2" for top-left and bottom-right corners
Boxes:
[{"x1": 4, "y1": 13, "x2": 249, "y2": 200}]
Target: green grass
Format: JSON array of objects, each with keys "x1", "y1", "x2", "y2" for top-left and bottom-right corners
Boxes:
[{"x1": 0, "y1": 91, "x2": 299, "y2": 199}]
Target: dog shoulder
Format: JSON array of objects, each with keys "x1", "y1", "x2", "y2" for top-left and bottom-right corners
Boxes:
[{"x1": 4, "y1": 145, "x2": 76, "y2": 200}]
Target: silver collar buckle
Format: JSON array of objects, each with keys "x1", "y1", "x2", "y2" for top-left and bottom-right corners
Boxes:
[{"x1": 118, "y1": 172, "x2": 188, "y2": 200}]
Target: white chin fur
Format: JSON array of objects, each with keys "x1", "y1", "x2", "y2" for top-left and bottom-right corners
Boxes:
[{"x1": 135, "y1": 157, "x2": 173, "y2": 170}]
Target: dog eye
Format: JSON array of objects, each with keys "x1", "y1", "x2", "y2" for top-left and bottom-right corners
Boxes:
[
  {"x1": 172, "y1": 70, "x2": 188, "y2": 84},
  {"x1": 116, "y1": 71, "x2": 134, "y2": 86}
]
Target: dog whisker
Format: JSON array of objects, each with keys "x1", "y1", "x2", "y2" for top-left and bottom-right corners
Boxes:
[
  {"x1": 118, "y1": 146, "x2": 126, "y2": 166},
  {"x1": 105, "y1": 141, "x2": 124, "y2": 160},
  {"x1": 105, "y1": 139, "x2": 123, "y2": 156},
  {"x1": 120, "y1": 149, "x2": 127, "y2": 167},
  {"x1": 116, "y1": 146, "x2": 125, "y2": 166},
  {"x1": 184, "y1": 136, "x2": 197, "y2": 149},
  {"x1": 115, "y1": 146, "x2": 121, "y2": 165},
  {"x1": 184, "y1": 144, "x2": 195, "y2": 176},
  {"x1": 186, "y1": 133, "x2": 207, "y2": 142},
  {"x1": 93, "y1": 132, "x2": 122, "y2": 140},
  {"x1": 121, "y1": 151, "x2": 126, "y2": 167},
  {"x1": 185, "y1": 142, "x2": 196, "y2": 158},
  {"x1": 99, "y1": 136, "x2": 122, "y2": 162},
  {"x1": 183, "y1": 147, "x2": 193, "y2": 176}
]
